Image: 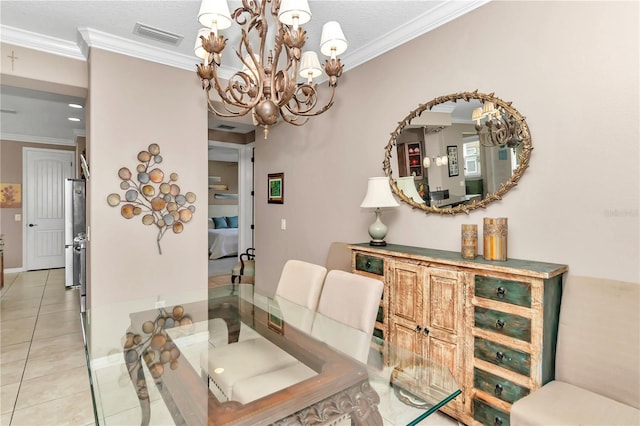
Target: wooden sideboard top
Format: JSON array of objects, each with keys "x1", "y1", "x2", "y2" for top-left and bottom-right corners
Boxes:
[{"x1": 349, "y1": 243, "x2": 568, "y2": 279}]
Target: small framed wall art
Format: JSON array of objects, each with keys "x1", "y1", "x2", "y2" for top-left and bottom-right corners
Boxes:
[
  {"x1": 268, "y1": 172, "x2": 284, "y2": 204},
  {"x1": 447, "y1": 145, "x2": 459, "y2": 177}
]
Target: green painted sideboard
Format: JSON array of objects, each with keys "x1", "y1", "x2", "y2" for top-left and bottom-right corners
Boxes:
[{"x1": 349, "y1": 243, "x2": 568, "y2": 426}]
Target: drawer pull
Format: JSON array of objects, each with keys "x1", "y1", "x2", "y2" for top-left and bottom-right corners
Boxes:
[
  {"x1": 494, "y1": 384, "x2": 503, "y2": 396},
  {"x1": 423, "y1": 327, "x2": 430, "y2": 336},
  {"x1": 416, "y1": 325, "x2": 422, "y2": 332},
  {"x1": 494, "y1": 416, "x2": 503, "y2": 426},
  {"x1": 365, "y1": 260, "x2": 372, "y2": 268},
  {"x1": 496, "y1": 286, "x2": 506, "y2": 297},
  {"x1": 495, "y1": 351, "x2": 505, "y2": 362},
  {"x1": 495, "y1": 319, "x2": 505, "y2": 329}
]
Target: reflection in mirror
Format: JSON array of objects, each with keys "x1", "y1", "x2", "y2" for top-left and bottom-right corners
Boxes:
[{"x1": 383, "y1": 91, "x2": 532, "y2": 215}]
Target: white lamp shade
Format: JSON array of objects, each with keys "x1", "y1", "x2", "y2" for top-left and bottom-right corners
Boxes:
[
  {"x1": 198, "y1": 0, "x2": 232, "y2": 29},
  {"x1": 299, "y1": 51, "x2": 322, "y2": 79},
  {"x1": 360, "y1": 177, "x2": 399, "y2": 208},
  {"x1": 278, "y1": 0, "x2": 312, "y2": 26},
  {"x1": 472, "y1": 107, "x2": 483, "y2": 123},
  {"x1": 320, "y1": 21, "x2": 348, "y2": 57},
  {"x1": 441, "y1": 155, "x2": 448, "y2": 166},
  {"x1": 423, "y1": 157, "x2": 431, "y2": 168},
  {"x1": 396, "y1": 177, "x2": 424, "y2": 203},
  {"x1": 194, "y1": 28, "x2": 210, "y2": 59},
  {"x1": 482, "y1": 101, "x2": 495, "y2": 116}
]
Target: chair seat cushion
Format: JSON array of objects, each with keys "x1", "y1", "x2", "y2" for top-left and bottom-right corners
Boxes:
[
  {"x1": 201, "y1": 337, "x2": 298, "y2": 400},
  {"x1": 510, "y1": 380, "x2": 640, "y2": 426},
  {"x1": 232, "y1": 362, "x2": 317, "y2": 404}
]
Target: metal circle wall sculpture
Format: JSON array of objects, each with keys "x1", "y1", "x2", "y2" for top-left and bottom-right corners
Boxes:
[{"x1": 107, "y1": 143, "x2": 196, "y2": 254}]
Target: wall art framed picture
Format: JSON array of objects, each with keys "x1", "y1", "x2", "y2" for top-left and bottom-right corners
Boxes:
[
  {"x1": 268, "y1": 172, "x2": 284, "y2": 204},
  {"x1": 447, "y1": 145, "x2": 459, "y2": 177}
]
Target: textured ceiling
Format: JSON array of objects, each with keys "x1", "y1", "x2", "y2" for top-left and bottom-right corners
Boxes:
[{"x1": 0, "y1": 0, "x2": 489, "y2": 144}]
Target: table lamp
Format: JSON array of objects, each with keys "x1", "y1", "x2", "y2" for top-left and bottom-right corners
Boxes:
[{"x1": 360, "y1": 177, "x2": 399, "y2": 246}]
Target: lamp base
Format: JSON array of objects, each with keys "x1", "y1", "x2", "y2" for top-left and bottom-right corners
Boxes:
[{"x1": 369, "y1": 240, "x2": 387, "y2": 247}]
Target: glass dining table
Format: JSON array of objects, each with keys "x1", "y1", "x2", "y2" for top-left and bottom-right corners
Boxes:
[{"x1": 81, "y1": 284, "x2": 460, "y2": 425}]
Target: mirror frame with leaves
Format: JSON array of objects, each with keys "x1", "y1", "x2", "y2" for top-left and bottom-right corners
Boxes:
[{"x1": 383, "y1": 90, "x2": 533, "y2": 215}]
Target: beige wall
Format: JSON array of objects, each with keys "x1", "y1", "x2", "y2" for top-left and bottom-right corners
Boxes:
[
  {"x1": 208, "y1": 160, "x2": 238, "y2": 205},
  {"x1": 0, "y1": 140, "x2": 75, "y2": 268},
  {"x1": 87, "y1": 49, "x2": 208, "y2": 309},
  {"x1": 0, "y1": 42, "x2": 87, "y2": 97},
  {"x1": 254, "y1": 1, "x2": 639, "y2": 295}
]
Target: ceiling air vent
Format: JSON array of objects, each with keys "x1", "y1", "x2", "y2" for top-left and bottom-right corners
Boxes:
[
  {"x1": 0, "y1": 109, "x2": 17, "y2": 114},
  {"x1": 217, "y1": 124, "x2": 236, "y2": 131},
  {"x1": 133, "y1": 22, "x2": 183, "y2": 46}
]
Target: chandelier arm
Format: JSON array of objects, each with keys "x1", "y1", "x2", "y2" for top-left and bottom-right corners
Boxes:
[
  {"x1": 205, "y1": 89, "x2": 253, "y2": 118},
  {"x1": 279, "y1": 107, "x2": 310, "y2": 126},
  {"x1": 283, "y1": 84, "x2": 337, "y2": 117}
]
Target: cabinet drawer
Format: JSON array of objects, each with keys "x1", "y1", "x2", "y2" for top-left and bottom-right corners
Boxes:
[
  {"x1": 474, "y1": 337, "x2": 530, "y2": 376},
  {"x1": 474, "y1": 306, "x2": 531, "y2": 342},
  {"x1": 473, "y1": 368, "x2": 530, "y2": 404},
  {"x1": 475, "y1": 276, "x2": 531, "y2": 308},
  {"x1": 473, "y1": 398, "x2": 510, "y2": 426},
  {"x1": 355, "y1": 253, "x2": 384, "y2": 276}
]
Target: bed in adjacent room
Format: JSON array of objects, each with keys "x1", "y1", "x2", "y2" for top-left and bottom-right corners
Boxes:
[{"x1": 208, "y1": 205, "x2": 239, "y2": 260}]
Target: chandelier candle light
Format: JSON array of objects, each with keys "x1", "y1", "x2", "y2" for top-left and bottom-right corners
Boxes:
[
  {"x1": 472, "y1": 101, "x2": 526, "y2": 148},
  {"x1": 360, "y1": 177, "x2": 399, "y2": 246},
  {"x1": 195, "y1": 0, "x2": 348, "y2": 139}
]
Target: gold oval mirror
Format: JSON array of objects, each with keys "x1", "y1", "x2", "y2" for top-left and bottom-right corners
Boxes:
[{"x1": 383, "y1": 91, "x2": 532, "y2": 215}]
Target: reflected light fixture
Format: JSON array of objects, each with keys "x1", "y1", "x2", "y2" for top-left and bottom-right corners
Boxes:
[
  {"x1": 360, "y1": 177, "x2": 399, "y2": 246},
  {"x1": 422, "y1": 155, "x2": 448, "y2": 168},
  {"x1": 195, "y1": 0, "x2": 348, "y2": 139},
  {"x1": 472, "y1": 102, "x2": 525, "y2": 148}
]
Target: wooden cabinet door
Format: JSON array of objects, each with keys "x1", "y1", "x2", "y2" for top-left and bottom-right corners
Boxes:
[
  {"x1": 425, "y1": 267, "x2": 461, "y2": 336},
  {"x1": 389, "y1": 261, "x2": 424, "y2": 357},
  {"x1": 424, "y1": 267, "x2": 464, "y2": 413}
]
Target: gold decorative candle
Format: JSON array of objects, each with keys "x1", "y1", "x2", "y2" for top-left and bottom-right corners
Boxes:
[
  {"x1": 483, "y1": 217, "x2": 508, "y2": 261},
  {"x1": 461, "y1": 224, "x2": 478, "y2": 259}
]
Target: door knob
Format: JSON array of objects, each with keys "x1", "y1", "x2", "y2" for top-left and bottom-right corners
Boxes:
[{"x1": 28, "y1": 223, "x2": 38, "y2": 227}]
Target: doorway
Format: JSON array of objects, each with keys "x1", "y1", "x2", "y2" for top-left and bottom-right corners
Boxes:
[
  {"x1": 207, "y1": 141, "x2": 254, "y2": 277},
  {"x1": 23, "y1": 147, "x2": 75, "y2": 270}
]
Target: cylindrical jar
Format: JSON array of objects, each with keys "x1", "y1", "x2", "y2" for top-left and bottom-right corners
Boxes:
[
  {"x1": 483, "y1": 217, "x2": 508, "y2": 261},
  {"x1": 461, "y1": 224, "x2": 478, "y2": 259}
]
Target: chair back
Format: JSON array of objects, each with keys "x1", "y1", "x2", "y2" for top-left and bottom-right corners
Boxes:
[
  {"x1": 275, "y1": 260, "x2": 327, "y2": 311},
  {"x1": 312, "y1": 270, "x2": 383, "y2": 362},
  {"x1": 555, "y1": 275, "x2": 640, "y2": 408},
  {"x1": 325, "y1": 242, "x2": 352, "y2": 272}
]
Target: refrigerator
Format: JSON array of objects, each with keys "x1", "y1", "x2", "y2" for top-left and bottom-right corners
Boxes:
[{"x1": 65, "y1": 179, "x2": 87, "y2": 311}]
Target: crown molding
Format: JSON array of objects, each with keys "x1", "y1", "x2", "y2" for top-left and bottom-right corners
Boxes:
[
  {"x1": 342, "y1": 0, "x2": 490, "y2": 72},
  {"x1": 77, "y1": 27, "x2": 234, "y2": 78},
  {"x1": 1, "y1": 132, "x2": 75, "y2": 146},
  {"x1": 2, "y1": 1, "x2": 489, "y2": 76},
  {"x1": 0, "y1": 25, "x2": 85, "y2": 60}
]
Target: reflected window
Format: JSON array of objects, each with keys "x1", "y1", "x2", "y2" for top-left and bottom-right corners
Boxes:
[{"x1": 463, "y1": 140, "x2": 481, "y2": 178}]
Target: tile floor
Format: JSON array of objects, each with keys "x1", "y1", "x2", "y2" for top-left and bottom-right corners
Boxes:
[
  {"x1": 1, "y1": 269, "x2": 459, "y2": 426},
  {"x1": 1, "y1": 269, "x2": 95, "y2": 426}
]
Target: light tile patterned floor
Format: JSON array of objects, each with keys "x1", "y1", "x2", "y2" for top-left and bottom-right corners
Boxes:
[
  {"x1": 1, "y1": 269, "x2": 95, "y2": 426},
  {"x1": 1, "y1": 269, "x2": 460, "y2": 426}
]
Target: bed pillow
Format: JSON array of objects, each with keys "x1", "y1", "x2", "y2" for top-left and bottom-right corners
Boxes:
[
  {"x1": 226, "y1": 216, "x2": 238, "y2": 228},
  {"x1": 208, "y1": 218, "x2": 215, "y2": 229},
  {"x1": 212, "y1": 216, "x2": 228, "y2": 229}
]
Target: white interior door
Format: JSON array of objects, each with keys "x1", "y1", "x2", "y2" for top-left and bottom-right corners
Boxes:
[{"x1": 24, "y1": 147, "x2": 74, "y2": 270}]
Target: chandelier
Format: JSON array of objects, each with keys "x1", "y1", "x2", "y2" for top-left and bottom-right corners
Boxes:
[
  {"x1": 472, "y1": 102, "x2": 526, "y2": 148},
  {"x1": 195, "y1": 0, "x2": 348, "y2": 139}
]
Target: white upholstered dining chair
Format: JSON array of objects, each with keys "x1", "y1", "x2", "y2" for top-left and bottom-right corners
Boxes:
[
  {"x1": 201, "y1": 259, "x2": 327, "y2": 400},
  {"x1": 273, "y1": 259, "x2": 327, "y2": 332},
  {"x1": 231, "y1": 270, "x2": 384, "y2": 404}
]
